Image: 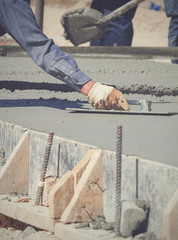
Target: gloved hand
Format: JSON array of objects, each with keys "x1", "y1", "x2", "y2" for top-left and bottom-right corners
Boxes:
[{"x1": 87, "y1": 83, "x2": 130, "y2": 110}]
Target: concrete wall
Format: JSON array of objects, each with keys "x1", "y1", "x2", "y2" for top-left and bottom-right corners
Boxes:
[
  {"x1": 1, "y1": 120, "x2": 178, "y2": 239},
  {"x1": 0, "y1": 121, "x2": 25, "y2": 160},
  {"x1": 103, "y1": 151, "x2": 178, "y2": 238}
]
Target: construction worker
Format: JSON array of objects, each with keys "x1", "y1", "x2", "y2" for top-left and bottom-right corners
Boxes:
[
  {"x1": 90, "y1": 0, "x2": 137, "y2": 46},
  {"x1": 0, "y1": 0, "x2": 130, "y2": 110},
  {"x1": 164, "y1": 0, "x2": 178, "y2": 64}
]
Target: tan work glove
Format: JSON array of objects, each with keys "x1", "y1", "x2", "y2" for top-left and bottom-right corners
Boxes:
[{"x1": 87, "y1": 83, "x2": 130, "y2": 110}]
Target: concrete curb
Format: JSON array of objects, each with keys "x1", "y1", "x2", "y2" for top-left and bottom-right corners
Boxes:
[
  {"x1": 0, "y1": 196, "x2": 117, "y2": 240},
  {"x1": 54, "y1": 222, "x2": 116, "y2": 240},
  {"x1": 4, "y1": 45, "x2": 178, "y2": 59},
  {"x1": 0, "y1": 196, "x2": 54, "y2": 232}
]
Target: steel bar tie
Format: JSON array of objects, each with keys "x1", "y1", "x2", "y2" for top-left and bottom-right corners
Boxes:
[
  {"x1": 35, "y1": 132, "x2": 54, "y2": 205},
  {"x1": 115, "y1": 125, "x2": 122, "y2": 237}
]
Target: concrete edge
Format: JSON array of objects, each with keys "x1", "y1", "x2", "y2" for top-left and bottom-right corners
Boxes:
[
  {"x1": 0, "y1": 196, "x2": 54, "y2": 232},
  {"x1": 0, "y1": 195, "x2": 117, "y2": 240},
  {"x1": 1, "y1": 120, "x2": 177, "y2": 174},
  {"x1": 3, "y1": 45, "x2": 178, "y2": 59},
  {"x1": 54, "y1": 222, "x2": 116, "y2": 240}
]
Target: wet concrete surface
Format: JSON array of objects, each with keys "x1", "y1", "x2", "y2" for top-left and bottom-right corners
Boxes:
[{"x1": 0, "y1": 55, "x2": 178, "y2": 167}]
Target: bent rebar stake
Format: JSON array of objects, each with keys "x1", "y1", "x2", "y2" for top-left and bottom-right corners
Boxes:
[
  {"x1": 35, "y1": 132, "x2": 54, "y2": 205},
  {"x1": 115, "y1": 125, "x2": 122, "y2": 237}
]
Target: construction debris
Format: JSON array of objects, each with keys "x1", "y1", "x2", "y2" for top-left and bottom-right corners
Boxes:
[
  {"x1": 16, "y1": 197, "x2": 31, "y2": 203},
  {"x1": 133, "y1": 232, "x2": 157, "y2": 240},
  {"x1": 121, "y1": 201, "x2": 149, "y2": 237}
]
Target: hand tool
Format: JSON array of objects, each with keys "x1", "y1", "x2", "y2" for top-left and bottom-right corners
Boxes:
[
  {"x1": 61, "y1": 0, "x2": 145, "y2": 46},
  {"x1": 66, "y1": 108, "x2": 178, "y2": 116},
  {"x1": 66, "y1": 99, "x2": 178, "y2": 116}
]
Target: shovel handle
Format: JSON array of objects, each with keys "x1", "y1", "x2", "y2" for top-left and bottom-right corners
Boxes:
[{"x1": 97, "y1": 0, "x2": 145, "y2": 24}]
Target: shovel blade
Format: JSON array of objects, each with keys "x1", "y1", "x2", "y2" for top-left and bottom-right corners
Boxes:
[{"x1": 61, "y1": 8, "x2": 107, "y2": 46}]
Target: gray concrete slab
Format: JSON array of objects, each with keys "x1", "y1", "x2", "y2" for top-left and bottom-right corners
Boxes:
[{"x1": 0, "y1": 55, "x2": 178, "y2": 167}]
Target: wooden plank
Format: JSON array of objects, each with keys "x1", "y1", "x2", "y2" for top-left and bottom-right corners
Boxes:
[
  {"x1": 163, "y1": 189, "x2": 178, "y2": 240},
  {"x1": 0, "y1": 131, "x2": 30, "y2": 194},
  {"x1": 61, "y1": 150, "x2": 103, "y2": 223},
  {"x1": 49, "y1": 149, "x2": 96, "y2": 219}
]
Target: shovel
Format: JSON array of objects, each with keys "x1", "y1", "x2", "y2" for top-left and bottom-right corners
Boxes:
[{"x1": 61, "y1": 0, "x2": 145, "y2": 46}]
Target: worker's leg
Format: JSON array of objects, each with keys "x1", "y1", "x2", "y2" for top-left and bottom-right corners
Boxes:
[
  {"x1": 164, "y1": 0, "x2": 178, "y2": 64},
  {"x1": 90, "y1": 0, "x2": 137, "y2": 46},
  {"x1": 0, "y1": 0, "x2": 90, "y2": 90},
  {"x1": 168, "y1": 17, "x2": 178, "y2": 64},
  {"x1": 0, "y1": 25, "x2": 6, "y2": 37},
  {"x1": 102, "y1": 9, "x2": 135, "y2": 46}
]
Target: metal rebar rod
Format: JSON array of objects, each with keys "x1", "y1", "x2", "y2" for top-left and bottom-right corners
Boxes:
[
  {"x1": 57, "y1": 143, "x2": 60, "y2": 178},
  {"x1": 115, "y1": 125, "x2": 122, "y2": 237},
  {"x1": 35, "y1": 132, "x2": 54, "y2": 205},
  {"x1": 35, "y1": 0, "x2": 45, "y2": 30},
  {"x1": 136, "y1": 158, "x2": 139, "y2": 199}
]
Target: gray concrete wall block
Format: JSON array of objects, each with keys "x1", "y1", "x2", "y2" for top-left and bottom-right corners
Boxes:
[
  {"x1": 137, "y1": 159, "x2": 178, "y2": 239},
  {"x1": 103, "y1": 152, "x2": 137, "y2": 223},
  {"x1": 102, "y1": 153, "x2": 178, "y2": 239},
  {"x1": 121, "y1": 156, "x2": 137, "y2": 203},
  {"x1": 58, "y1": 139, "x2": 93, "y2": 177},
  {"x1": 0, "y1": 120, "x2": 25, "y2": 160},
  {"x1": 102, "y1": 150, "x2": 116, "y2": 223}
]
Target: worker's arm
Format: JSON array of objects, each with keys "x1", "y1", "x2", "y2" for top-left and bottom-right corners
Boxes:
[{"x1": 0, "y1": 0, "x2": 129, "y2": 111}]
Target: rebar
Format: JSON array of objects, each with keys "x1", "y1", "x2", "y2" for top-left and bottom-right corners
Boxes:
[
  {"x1": 114, "y1": 125, "x2": 122, "y2": 237},
  {"x1": 35, "y1": 132, "x2": 54, "y2": 205},
  {"x1": 35, "y1": 0, "x2": 45, "y2": 30},
  {"x1": 136, "y1": 158, "x2": 139, "y2": 199},
  {"x1": 57, "y1": 143, "x2": 60, "y2": 178}
]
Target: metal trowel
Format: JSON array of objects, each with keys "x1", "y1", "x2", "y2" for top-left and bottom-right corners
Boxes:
[
  {"x1": 66, "y1": 100, "x2": 178, "y2": 116},
  {"x1": 61, "y1": 0, "x2": 145, "y2": 46}
]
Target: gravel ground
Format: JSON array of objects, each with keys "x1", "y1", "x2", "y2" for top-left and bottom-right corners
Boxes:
[
  {"x1": 0, "y1": 214, "x2": 61, "y2": 240},
  {"x1": 0, "y1": 227, "x2": 60, "y2": 240}
]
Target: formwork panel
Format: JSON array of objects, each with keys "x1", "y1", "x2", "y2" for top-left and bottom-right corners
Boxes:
[{"x1": 1, "y1": 121, "x2": 178, "y2": 239}]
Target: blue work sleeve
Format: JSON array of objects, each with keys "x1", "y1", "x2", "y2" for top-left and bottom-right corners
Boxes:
[{"x1": 0, "y1": 0, "x2": 91, "y2": 92}]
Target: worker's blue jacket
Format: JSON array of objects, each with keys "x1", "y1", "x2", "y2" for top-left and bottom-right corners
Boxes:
[
  {"x1": 0, "y1": 0, "x2": 91, "y2": 91},
  {"x1": 91, "y1": 0, "x2": 137, "y2": 19},
  {"x1": 164, "y1": 0, "x2": 178, "y2": 63},
  {"x1": 164, "y1": 0, "x2": 178, "y2": 17}
]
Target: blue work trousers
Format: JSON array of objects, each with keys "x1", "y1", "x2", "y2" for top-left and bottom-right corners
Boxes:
[
  {"x1": 0, "y1": 0, "x2": 90, "y2": 91},
  {"x1": 164, "y1": 0, "x2": 178, "y2": 63},
  {"x1": 90, "y1": 0, "x2": 137, "y2": 46}
]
